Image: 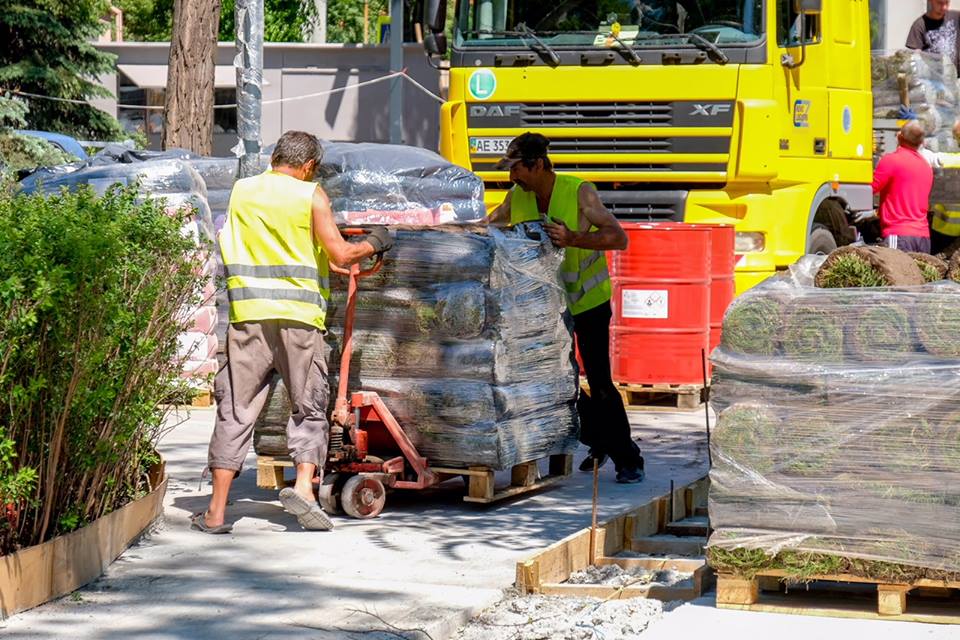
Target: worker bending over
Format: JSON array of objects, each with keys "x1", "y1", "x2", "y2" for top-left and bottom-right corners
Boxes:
[
  {"x1": 487, "y1": 133, "x2": 645, "y2": 484},
  {"x1": 873, "y1": 121, "x2": 934, "y2": 253},
  {"x1": 193, "y1": 131, "x2": 392, "y2": 534}
]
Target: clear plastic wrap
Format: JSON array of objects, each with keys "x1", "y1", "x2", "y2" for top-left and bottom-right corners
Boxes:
[
  {"x1": 316, "y1": 142, "x2": 486, "y2": 225},
  {"x1": 18, "y1": 159, "x2": 216, "y2": 244},
  {"x1": 872, "y1": 49, "x2": 960, "y2": 153},
  {"x1": 254, "y1": 222, "x2": 579, "y2": 470},
  {"x1": 708, "y1": 277, "x2": 960, "y2": 574}
]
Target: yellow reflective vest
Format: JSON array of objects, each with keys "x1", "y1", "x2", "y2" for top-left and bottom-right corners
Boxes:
[
  {"x1": 932, "y1": 156, "x2": 960, "y2": 237},
  {"x1": 219, "y1": 170, "x2": 330, "y2": 330},
  {"x1": 509, "y1": 174, "x2": 612, "y2": 315}
]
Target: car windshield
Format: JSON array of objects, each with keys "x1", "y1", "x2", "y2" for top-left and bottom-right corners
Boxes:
[{"x1": 456, "y1": 0, "x2": 764, "y2": 48}]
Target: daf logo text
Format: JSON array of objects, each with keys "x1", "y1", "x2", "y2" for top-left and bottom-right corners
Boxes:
[{"x1": 469, "y1": 104, "x2": 522, "y2": 118}]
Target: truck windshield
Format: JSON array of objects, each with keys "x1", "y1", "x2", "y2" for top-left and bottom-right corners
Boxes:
[{"x1": 456, "y1": 0, "x2": 764, "y2": 48}]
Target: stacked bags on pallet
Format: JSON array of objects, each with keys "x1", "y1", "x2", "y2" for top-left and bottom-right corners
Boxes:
[
  {"x1": 316, "y1": 143, "x2": 486, "y2": 225},
  {"x1": 18, "y1": 156, "x2": 220, "y2": 393},
  {"x1": 872, "y1": 49, "x2": 960, "y2": 152},
  {"x1": 707, "y1": 267, "x2": 960, "y2": 580},
  {"x1": 255, "y1": 223, "x2": 579, "y2": 470}
]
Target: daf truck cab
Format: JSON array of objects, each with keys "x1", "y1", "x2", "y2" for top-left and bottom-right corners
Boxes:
[{"x1": 423, "y1": 0, "x2": 874, "y2": 292}]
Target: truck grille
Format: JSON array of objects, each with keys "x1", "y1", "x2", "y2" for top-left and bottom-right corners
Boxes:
[
  {"x1": 548, "y1": 137, "x2": 730, "y2": 154},
  {"x1": 598, "y1": 190, "x2": 687, "y2": 222},
  {"x1": 521, "y1": 102, "x2": 672, "y2": 127}
]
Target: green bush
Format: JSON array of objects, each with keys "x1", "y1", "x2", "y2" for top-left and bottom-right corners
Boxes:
[{"x1": 0, "y1": 184, "x2": 206, "y2": 554}]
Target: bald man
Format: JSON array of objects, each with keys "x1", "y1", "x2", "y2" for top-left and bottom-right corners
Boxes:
[{"x1": 872, "y1": 121, "x2": 935, "y2": 253}]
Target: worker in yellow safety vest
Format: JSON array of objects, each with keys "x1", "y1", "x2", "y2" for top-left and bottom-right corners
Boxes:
[
  {"x1": 486, "y1": 133, "x2": 645, "y2": 484},
  {"x1": 924, "y1": 153, "x2": 960, "y2": 254},
  {"x1": 193, "y1": 131, "x2": 393, "y2": 534}
]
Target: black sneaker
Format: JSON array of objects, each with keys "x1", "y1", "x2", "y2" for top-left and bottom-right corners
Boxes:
[
  {"x1": 578, "y1": 451, "x2": 609, "y2": 472},
  {"x1": 616, "y1": 466, "x2": 645, "y2": 484}
]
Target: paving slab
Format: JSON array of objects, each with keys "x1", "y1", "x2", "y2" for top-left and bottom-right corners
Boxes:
[{"x1": 0, "y1": 406, "x2": 710, "y2": 639}]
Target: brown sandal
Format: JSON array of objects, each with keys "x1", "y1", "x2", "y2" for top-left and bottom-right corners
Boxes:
[{"x1": 190, "y1": 511, "x2": 233, "y2": 534}]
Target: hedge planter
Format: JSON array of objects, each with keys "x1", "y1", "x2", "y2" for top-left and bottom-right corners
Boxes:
[{"x1": 0, "y1": 460, "x2": 167, "y2": 620}]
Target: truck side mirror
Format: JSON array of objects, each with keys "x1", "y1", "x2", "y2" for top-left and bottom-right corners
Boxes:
[
  {"x1": 794, "y1": 0, "x2": 822, "y2": 13},
  {"x1": 424, "y1": 32, "x2": 448, "y2": 57},
  {"x1": 423, "y1": 0, "x2": 448, "y2": 59},
  {"x1": 424, "y1": 0, "x2": 447, "y2": 32}
]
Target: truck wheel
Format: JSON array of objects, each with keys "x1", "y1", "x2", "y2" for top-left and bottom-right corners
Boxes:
[{"x1": 808, "y1": 225, "x2": 838, "y2": 255}]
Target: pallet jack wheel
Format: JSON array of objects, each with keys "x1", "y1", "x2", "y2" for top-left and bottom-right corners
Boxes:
[
  {"x1": 318, "y1": 472, "x2": 345, "y2": 515},
  {"x1": 341, "y1": 475, "x2": 386, "y2": 519}
]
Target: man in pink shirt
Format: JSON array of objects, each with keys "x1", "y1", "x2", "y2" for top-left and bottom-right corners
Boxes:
[{"x1": 872, "y1": 121, "x2": 934, "y2": 253}]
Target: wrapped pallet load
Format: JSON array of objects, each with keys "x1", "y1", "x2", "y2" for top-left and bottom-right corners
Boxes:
[
  {"x1": 708, "y1": 272, "x2": 960, "y2": 581},
  {"x1": 255, "y1": 223, "x2": 580, "y2": 469},
  {"x1": 18, "y1": 157, "x2": 220, "y2": 396},
  {"x1": 252, "y1": 143, "x2": 577, "y2": 469},
  {"x1": 872, "y1": 49, "x2": 960, "y2": 153}
]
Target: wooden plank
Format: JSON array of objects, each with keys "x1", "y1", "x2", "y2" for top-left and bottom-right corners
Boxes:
[
  {"x1": 665, "y1": 516, "x2": 710, "y2": 538},
  {"x1": 0, "y1": 466, "x2": 167, "y2": 619},
  {"x1": 256, "y1": 456, "x2": 288, "y2": 490},
  {"x1": 596, "y1": 556, "x2": 706, "y2": 574},
  {"x1": 191, "y1": 388, "x2": 214, "y2": 407},
  {"x1": 514, "y1": 475, "x2": 708, "y2": 594},
  {"x1": 717, "y1": 575, "x2": 759, "y2": 605},
  {"x1": 549, "y1": 453, "x2": 573, "y2": 477},
  {"x1": 511, "y1": 462, "x2": 538, "y2": 487},
  {"x1": 755, "y1": 570, "x2": 960, "y2": 589},
  {"x1": 878, "y1": 585, "x2": 910, "y2": 616},
  {"x1": 719, "y1": 602, "x2": 960, "y2": 625},
  {"x1": 629, "y1": 536, "x2": 708, "y2": 556},
  {"x1": 464, "y1": 473, "x2": 566, "y2": 504},
  {"x1": 432, "y1": 466, "x2": 490, "y2": 477},
  {"x1": 540, "y1": 582, "x2": 700, "y2": 602},
  {"x1": 467, "y1": 467, "x2": 495, "y2": 501}
]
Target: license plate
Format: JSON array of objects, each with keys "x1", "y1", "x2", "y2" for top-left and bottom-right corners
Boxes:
[{"x1": 469, "y1": 137, "x2": 512, "y2": 155}]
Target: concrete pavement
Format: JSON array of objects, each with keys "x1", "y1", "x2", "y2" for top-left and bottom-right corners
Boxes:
[{"x1": 1, "y1": 406, "x2": 709, "y2": 639}]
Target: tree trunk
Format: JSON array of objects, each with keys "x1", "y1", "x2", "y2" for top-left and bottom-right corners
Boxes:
[{"x1": 163, "y1": 0, "x2": 221, "y2": 155}]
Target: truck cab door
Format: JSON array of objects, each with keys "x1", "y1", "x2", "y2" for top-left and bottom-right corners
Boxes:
[{"x1": 773, "y1": 0, "x2": 829, "y2": 159}]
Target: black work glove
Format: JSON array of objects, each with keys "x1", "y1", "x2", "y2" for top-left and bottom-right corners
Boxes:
[{"x1": 365, "y1": 226, "x2": 394, "y2": 254}]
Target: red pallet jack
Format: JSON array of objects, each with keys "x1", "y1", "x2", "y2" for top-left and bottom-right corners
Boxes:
[{"x1": 317, "y1": 230, "x2": 441, "y2": 519}]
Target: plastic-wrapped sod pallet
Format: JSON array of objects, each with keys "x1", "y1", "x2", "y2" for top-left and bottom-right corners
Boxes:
[
  {"x1": 707, "y1": 276, "x2": 960, "y2": 579},
  {"x1": 254, "y1": 223, "x2": 580, "y2": 471},
  {"x1": 872, "y1": 49, "x2": 960, "y2": 153}
]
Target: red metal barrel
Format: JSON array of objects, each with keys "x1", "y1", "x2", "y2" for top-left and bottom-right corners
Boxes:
[
  {"x1": 696, "y1": 224, "x2": 736, "y2": 354},
  {"x1": 610, "y1": 223, "x2": 711, "y2": 385}
]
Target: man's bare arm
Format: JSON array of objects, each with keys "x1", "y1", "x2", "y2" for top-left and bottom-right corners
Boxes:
[
  {"x1": 544, "y1": 183, "x2": 627, "y2": 250},
  {"x1": 484, "y1": 189, "x2": 512, "y2": 226},
  {"x1": 311, "y1": 187, "x2": 377, "y2": 267}
]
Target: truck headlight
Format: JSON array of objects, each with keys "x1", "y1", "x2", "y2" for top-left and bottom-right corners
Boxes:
[{"x1": 735, "y1": 232, "x2": 765, "y2": 253}]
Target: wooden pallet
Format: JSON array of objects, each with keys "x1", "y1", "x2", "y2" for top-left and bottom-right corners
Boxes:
[
  {"x1": 717, "y1": 571, "x2": 960, "y2": 624},
  {"x1": 434, "y1": 454, "x2": 573, "y2": 504},
  {"x1": 256, "y1": 455, "x2": 295, "y2": 490},
  {"x1": 256, "y1": 453, "x2": 575, "y2": 502},
  {"x1": 516, "y1": 476, "x2": 712, "y2": 602},
  {"x1": 189, "y1": 388, "x2": 214, "y2": 407},
  {"x1": 581, "y1": 380, "x2": 705, "y2": 411}
]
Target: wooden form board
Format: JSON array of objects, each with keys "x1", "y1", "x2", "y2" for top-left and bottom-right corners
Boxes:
[
  {"x1": 0, "y1": 461, "x2": 167, "y2": 620},
  {"x1": 515, "y1": 476, "x2": 710, "y2": 595},
  {"x1": 717, "y1": 571, "x2": 960, "y2": 625}
]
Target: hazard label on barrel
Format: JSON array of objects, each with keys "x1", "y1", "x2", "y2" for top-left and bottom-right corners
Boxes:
[{"x1": 622, "y1": 289, "x2": 669, "y2": 319}]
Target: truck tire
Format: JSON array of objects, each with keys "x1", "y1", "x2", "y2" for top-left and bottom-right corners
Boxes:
[{"x1": 808, "y1": 224, "x2": 838, "y2": 255}]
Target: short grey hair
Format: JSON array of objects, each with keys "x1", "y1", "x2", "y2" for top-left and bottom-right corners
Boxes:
[
  {"x1": 271, "y1": 131, "x2": 322, "y2": 169},
  {"x1": 900, "y1": 120, "x2": 925, "y2": 148}
]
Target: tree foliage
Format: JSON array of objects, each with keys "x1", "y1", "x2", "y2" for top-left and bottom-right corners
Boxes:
[{"x1": 0, "y1": 1, "x2": 126, "y2": 140}]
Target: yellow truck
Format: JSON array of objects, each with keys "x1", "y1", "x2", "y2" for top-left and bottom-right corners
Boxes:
[{"x1": 423, "y1": 0, "x2": 875, "y2": 293}]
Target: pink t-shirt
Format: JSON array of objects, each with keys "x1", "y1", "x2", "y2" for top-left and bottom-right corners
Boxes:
[{"x1": 872, "y1": 146, "x2": 934, "y2": 238}]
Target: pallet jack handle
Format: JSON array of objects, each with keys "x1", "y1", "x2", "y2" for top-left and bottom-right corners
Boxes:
[{"x1": 330, "y1": 228, "x2": 385, "y2": 428}]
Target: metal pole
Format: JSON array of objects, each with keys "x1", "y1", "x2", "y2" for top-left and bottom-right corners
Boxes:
[
  {"x1": 235, "y1": 0, "x2": 264, "y2": 178},
  {"x1": 389, "y1": 0, "x2": 403, "y2": 144},
  {"x1": 312, "y1": 0, "x2": 327, "y2": 43}
]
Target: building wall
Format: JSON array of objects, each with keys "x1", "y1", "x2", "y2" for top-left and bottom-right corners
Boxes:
[
  {"x1": 93, "y1": 42, "x2": 442, "y2": 156},
  {"x1": 873, "y1": 0, "x2": 927, "y2": 53}
]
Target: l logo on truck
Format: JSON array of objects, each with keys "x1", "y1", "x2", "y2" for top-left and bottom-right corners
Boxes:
[
  {"x1": 690, "y1": 104, "x2": 732, "y2": 117},
  {"x1": 468, "y1": 69, "x2": 497, "y2": 100}
]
